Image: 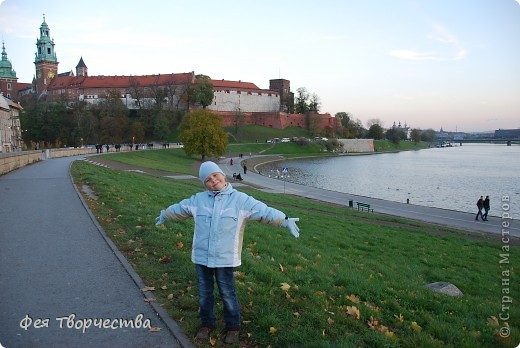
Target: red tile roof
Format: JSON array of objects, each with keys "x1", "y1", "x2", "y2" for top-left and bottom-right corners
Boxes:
[
  {"x1": 48, "y1": 72, "x2": 196, "y2": 90},
  {"x1": 210, "y1": 79, "x2": 260, "y2": 90}
]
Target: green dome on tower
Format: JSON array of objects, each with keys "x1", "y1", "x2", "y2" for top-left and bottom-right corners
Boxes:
[{"x1": 0, "y1": 42, "x2": 17, "y2": 79}]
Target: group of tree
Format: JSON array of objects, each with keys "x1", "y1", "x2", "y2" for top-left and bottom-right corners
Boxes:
[
  {"x1": 19, "y1": 75, "x2": 214, "y2": 149},
  {"x1": 335, "y1": 114, "x2": 436, "y2": 144}
]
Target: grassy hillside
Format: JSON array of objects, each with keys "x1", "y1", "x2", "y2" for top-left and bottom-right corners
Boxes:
[
  {"x1": 224, "y1": 125, "x2": 310, "y2": 143},
  {"x1": 72, "y1": 150, "x2": 519, "y2": 348}
]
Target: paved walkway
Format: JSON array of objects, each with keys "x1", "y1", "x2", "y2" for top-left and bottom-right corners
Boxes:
[
  {"x1": 219, "y1": 155, "x2": 519, "y2": 239},
  {"x1": 0, "y1": 156, "x2": 193, "y2": 348}
]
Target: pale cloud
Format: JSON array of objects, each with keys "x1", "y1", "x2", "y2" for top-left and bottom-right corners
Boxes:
[
  {"x1": 390, "y1": 24, "x2": 467, "y2": 61},
  {"x1": 515, "y1": 0, "x2": 520, "y2": 5}
]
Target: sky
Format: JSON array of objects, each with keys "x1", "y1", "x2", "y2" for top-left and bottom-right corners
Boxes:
[{"x1": 1, "y1": 0, "x2": 519, "y2": 132}]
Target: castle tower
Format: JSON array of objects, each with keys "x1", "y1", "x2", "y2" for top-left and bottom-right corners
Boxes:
[
  {"x1": 76, "y1": 57, "x2": 88, "y2": 77},
  {"x1": 269, "y1": 79, "x2": 294, "y2": 113},
  {"x1": 34, "y1": 15, "x2": 58, "y2": 94},
  {"x1": 0, "y1": 41, "x2": 18, "y2": 99}
]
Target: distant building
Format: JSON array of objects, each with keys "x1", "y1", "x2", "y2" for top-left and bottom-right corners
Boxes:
[
  {"x1": 13, "y1": 16, "x2": 339, "y2": 134},
  {"x1": 0, "y1": 94, "x2": 23, "y2": 152},
  {"x1": 495, "y1": 129, "x2": 520, "y2": 139}
]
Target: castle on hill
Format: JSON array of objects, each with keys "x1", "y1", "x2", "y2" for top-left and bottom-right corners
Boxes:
[{"x1": 0, "y1": 16, "x2": 340, "y2": 134}]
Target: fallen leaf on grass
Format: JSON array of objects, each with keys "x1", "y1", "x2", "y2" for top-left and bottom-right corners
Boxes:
[
  {"x1": 280, "y1": 283, "x2": 291, "y2": 291},
  {"x1": 394, "y1": 313, "x2": 404, "y2": 322},
  {"x1": 209, "y1": 337, "x2": 217, "y2": 346},
  {"x1": 367, "y1": 316, "x2": 380, "y2": 329},
  {"x1": 327, "y1": 317, "x2": 334, "y2": 326},
  {"x1": 279, "y1": 263, "x2": 285, "y2": 272},
  {"x1": 269, "y1": 327, "x2": 277, "y2": 335},
  {"x1": 385, "y1": 331, "x2": 395, "y2": 338},
  {"x1": 167, "y1": 294, "x2": 174, "y2": 300},
  {"x1": 158, "y1": 255, "x2": 172, "y2": 264},
  {"x1": 487, "y1": 316, "x2": 499, "y2": 326},
  {"x1": 410, "y1": 321, "x2": 422, "y2": 332},
  {"x1": 293, "y1": 312, "x2": 300, "y2": 318},
  {"x1": 346, "y1": 306, "x2": 360, "y2": 320},
  {"x1": 176, "y1": 241, "x2": 184, "y2": 248},
  {"x1": 161, "y1": 285, "x2": 168, "y2": 290},
  {"x1": 144, "y1": 298, "x2": 156, "y2": 303},
  {"x1": 346, "y1": 294, "x2": 360, "y2": 303},
  {"x1": 141, "y1": 286, "x2": 155, "y2": 292}
]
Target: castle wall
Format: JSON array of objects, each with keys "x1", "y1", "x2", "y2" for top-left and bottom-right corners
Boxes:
[
  {"x1": 337, "y1": 139, "x2": 374, "y2": 153},
  {"x1": 209, "y1": 110, "x2": 339, "y2": 133},
  {"x1": 209, "y1": 90, "x2": 280, "y2": 112}
]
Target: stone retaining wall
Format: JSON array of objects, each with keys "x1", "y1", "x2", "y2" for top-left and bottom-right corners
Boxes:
[
  {"x1": 0, "y1": 148, "x2": 97, "y2": 176},
  {"x1": 337, "y1": 139, "x2": 374, "y2": 153}
]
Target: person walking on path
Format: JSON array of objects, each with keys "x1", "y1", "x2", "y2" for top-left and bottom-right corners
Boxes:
[
  {"x1": 483, "y1": 195, "x2": 490, "y2": 221},
  {"x1": 475, "y1": 196, "x2": 484, "y2": 221},
  {"x1": 243, "y1": 163, "x2": 247, "y2": 175},
  {"x1": 155, "y1": 161, "x2": 300, "y2": 345}
]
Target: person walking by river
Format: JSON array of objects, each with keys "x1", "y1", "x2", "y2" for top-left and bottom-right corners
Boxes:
[
  {"x1": 475, "y1": 196, "x2": 484, "y2": 221},
  {"x1": 243, "y1": 163, "x2": 247, "y2": 175},
  {"x1": 482, "y1": 195, "x2": 490, "y2": 221}
]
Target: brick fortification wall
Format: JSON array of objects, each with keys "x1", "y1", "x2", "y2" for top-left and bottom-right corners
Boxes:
[
  {"x1": 212, "y1": 111, "x2": 338, "y2": 132},
  {"x1": 0, "y1": 147, "x2": 97, "y2": 176}
]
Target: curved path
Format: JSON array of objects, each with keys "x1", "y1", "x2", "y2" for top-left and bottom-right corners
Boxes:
[
  {"x1": 220, "y1": 155, "x2": 519, "y2": 239},
  {"x1": 0, "y1": 156, "x2": 193, "y2": 348}
]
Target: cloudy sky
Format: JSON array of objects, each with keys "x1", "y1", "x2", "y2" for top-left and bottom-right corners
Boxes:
[{"x1": 1, "y1": 0, "x2": 519, "y2": 132}]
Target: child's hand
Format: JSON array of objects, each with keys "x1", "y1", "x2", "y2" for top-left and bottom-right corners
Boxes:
[
  {"x1": 282, "y1": 217, "x2": 300, "y2": 238},
  {"x1": 155, "y1": 210, "x2": 167, "y2": 226}
]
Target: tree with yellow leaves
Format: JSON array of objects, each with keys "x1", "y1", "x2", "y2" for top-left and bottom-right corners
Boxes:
[{"x1": 179, "y1": 109, "x2": 228, "y2": 161}]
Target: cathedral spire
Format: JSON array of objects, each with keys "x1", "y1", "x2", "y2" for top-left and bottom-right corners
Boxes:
[
  {"x1": 0, "y1": 41, "x2": 17, "y2": 79},
  {"x1": 34, "y1": 15, "x2": 59, "y2": 94},
  {"x1": 76, "y1": 56, "x2": 88, "y2": 76}
]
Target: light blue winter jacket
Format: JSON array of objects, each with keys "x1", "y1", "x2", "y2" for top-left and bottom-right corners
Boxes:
[{"x1": 163, "y1": 183, "x2": 286, "y2": 267}]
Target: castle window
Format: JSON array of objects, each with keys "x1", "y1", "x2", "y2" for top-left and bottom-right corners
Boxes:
[
  {"x1": 237, "y1": 91, "x2": 241, "y2": 94},
  {"x1": 225, "y1": 90, "x2": 230, "y2": 93},
  {"x1": 7, "y1": 83, "x2": 11, "y2": 90},
  {"x1": 247, "y1": 92, "x2": 252, "y2": 95},
  {"x1": 47, "y1": 47, "x2": 51, "y2": 54}
]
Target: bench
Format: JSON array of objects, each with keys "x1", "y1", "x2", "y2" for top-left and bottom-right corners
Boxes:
[{"x1": 356, "y1": 202, "x2": 373, "y2": 212}]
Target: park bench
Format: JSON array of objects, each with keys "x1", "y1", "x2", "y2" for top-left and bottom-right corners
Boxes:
[{"x1": 356, "y1": 202, "x2": 373, "y2": 213}]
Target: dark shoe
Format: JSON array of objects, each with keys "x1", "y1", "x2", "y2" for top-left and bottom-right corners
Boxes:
[
  {"x1": 224, "y1": 330, "x2": 240, "y2": 344},
  {"x1": 195, "y1": 326, "x2": 211, "y2": 340}
]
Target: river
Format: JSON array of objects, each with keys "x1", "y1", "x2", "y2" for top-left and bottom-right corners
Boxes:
[{"x1": 257, "y1": 143, "x2": 519, "y2": 219}]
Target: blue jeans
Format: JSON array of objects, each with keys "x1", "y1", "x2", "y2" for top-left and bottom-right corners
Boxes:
[{"x1": 195, "y1": 264, "x2": 241, "y2": 330}]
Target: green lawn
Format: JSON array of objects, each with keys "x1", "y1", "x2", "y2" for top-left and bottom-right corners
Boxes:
[{"x1": 71, "y1": 150, "x2": 519, "y2": 348}]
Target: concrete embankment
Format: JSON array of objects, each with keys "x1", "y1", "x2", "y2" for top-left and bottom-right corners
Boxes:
[{"x1": 0, "y1": 148, "x2": 97, "y2": 176}]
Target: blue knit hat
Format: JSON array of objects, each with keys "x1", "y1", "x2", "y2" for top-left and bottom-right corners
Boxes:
[{"x1": 199, "y1": 161, "x2": 225, "y2": 183}]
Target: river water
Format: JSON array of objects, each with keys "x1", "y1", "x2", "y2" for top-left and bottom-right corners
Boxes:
[{"x1": 258, "y1": 143, "x2": 519, "y2": 219}]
